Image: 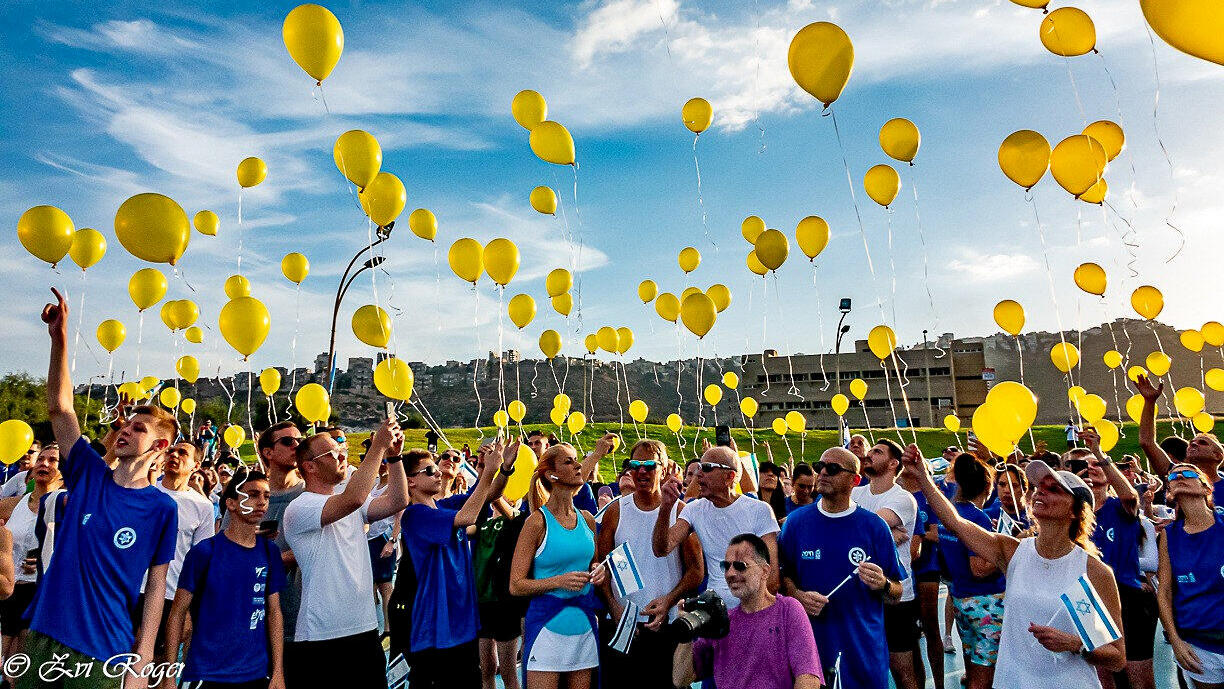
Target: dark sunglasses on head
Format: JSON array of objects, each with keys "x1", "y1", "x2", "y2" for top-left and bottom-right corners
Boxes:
[
  {"x1": 1168, "y1": 469, "x2": 1202, "y2": 482},
  {"x1": 719, "y1": 560, "x2": 750, "y2": 573},
  {"x1": 275, "y1": 436, "x2": 301, "y2": 448},
  {"x1": 411, "y1": 465, "x2": 440, "y2": 477},
  {"x1": 627, "y1": 460, "x2": 658, "y2": 471},
  {"x1": 699, "y1": 461, "x2": 733, "y2": 473},
  {"x1": 812, "y1": 461, "x2": 853, "y2": 477}
]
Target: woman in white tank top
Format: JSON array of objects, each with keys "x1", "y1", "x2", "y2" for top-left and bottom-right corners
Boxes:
[{"x1": 901, "y1": 444, "x2": 1126, "y2": 689}]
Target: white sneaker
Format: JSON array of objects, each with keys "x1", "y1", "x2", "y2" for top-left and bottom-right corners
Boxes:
[{"x1": 943, "y1": 634, "x2": 955, "y2": 653}]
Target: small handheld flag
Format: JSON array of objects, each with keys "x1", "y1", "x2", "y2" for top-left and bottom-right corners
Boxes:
[
  {"x1": 608, "y1": 600, "x2": 640, "y2": 654},
  {"x1": 607, "y1": 542, "x2": 645, "y2": 599},
  {"x1": 1057, "y1": 574, "x2": 1121, "y2": 652}
]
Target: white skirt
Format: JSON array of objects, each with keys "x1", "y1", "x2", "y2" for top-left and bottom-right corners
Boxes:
[{"x1": 525, "y1": 627, "x2": 599, "y2": 673}]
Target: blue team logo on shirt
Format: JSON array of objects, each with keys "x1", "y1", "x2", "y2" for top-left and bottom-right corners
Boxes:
[
  {"x1": 848, "y1": 547, "x2": 867, "y2": 566},
  {"x1": 1106, "y1": 528, "x2": 1115, "y2": 542},
  {"x1": 801, "y1": 549, "x2": 820, "y2": 560},
  {"x1": 1220, "y1": 565, "x2": 1224, "y2": 580},
  {"x1": 113, "y1": 527, "x2": 137, "y2": 549}
]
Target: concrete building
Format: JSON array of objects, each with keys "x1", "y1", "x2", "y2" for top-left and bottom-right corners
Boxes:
[
  {"x1": 348, "y1": 357, "x2": 373, "y2": 391},
  {"x1": 314, "y1": 352, "x2": 331, "y2": 377}
]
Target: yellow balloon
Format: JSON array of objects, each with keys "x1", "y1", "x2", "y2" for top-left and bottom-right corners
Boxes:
[
  {"x1": 706, "y1": 284, "x2": 732, "y2": 313},
  {"x1": 616, "y1": 327, "x2": 634, "y2": 355},
  {"x1": 504, "y1": 445, "x2": 538, "y2": 501},
  {"x1": 193, "y1": 210, "x2": 219, "y2": 237},
  {"x1": 159, "y1": 387, "x2": 181, "y2": 409},
  {"x1": 1182, "y1": 330, "x2": 1205, "y2": 353},
  {"x1": 1103, "y1": 350, "x2": 1123, "y2": 369},
  {"x1": 352, "y1": 305, "x2": 392, "y2": 348},
  {"x1": 704, "y1": 384, "x2": 723, "y2": 406},
  {"x1": 114, "y1": 193, "x2": 191, "y2": 265},
  {"x1": 140, "y1": 376, "x2": 159, "y2": 393},
  {"x1": 512, "y1": 90, "x2": 548, "y2": 131},
  {"x1": 584, "y1": 333, "x2": 598, "y2": 355},
  {"x1": 160, "y1": 302, "x2": 180, "y2": 332},
  {"x1": 1127, "y1": 366, "x2": 1147, "y2": 383},
  {"x1": 96, "y1": 320, "x2": 126, "y2": 353},
  {"x1": 638, "y1": 280, "x2": 658, "y2": 303},
  {"x1": 181, "y1": 398, "x2": 196, "y2": 415},
  {"x1": 493, "y1": 410, "x2": 510, "y2": 429},
  {"x1": 1079, "y1": 179, "x2": 1108, "y2": 205},
  {"x1": 0, "y1": 420, "x2": 35, "y2": 465},
  {"x1": 171, "y1": 299, "x2": 198, "y2": 330},
  {"x1": 448, "y1": 238, "x2": 484, "y2": 284},
  {"x1": 69, "y1": 228, "x2": 107, "y2": 271},
  {"x1": 530, "y1": 186, "x2": 557, "y2": 215},
  {"x1": 1207, "y1": 368, "x2": 1224, "y2": 392},
  {"x1": 754, "y1": 229, "x2": 789, "y2": 271},
  {"x1": 219, "y1": 297, "x2": 270, "y2": 359},
  {"x1": 1175, "y1": 388, "x2": 1205, "y2": 417},
  {"x1": 1050, "y1": 342, "x2": 1080, "y2": 373},
  {"x1": 972, "y1": 404, "x2": 1018, "y2": 457},
  {"x1": 225, "y1": 274, "x2": 251, "y2": 300},
  {"x1": 567, "y1": 411, "x2": 586, "y2": 435},
  {"x1": 655, "y1": 293, "x2": 680, "y2": 323},
  {"x1": 483, "y1": 238, "x2": 519, "y2": 286},
  {"x1": 128, "y1": 268, "x2": 167, "y2": 311},
  {"x1": 508, "y1": 294, "x2": 536, "y2": 330},
  {"x1": 795, "y1": 216, "x2": 830, "y2": 261},
  {"x1": 682, "y1": 97, "x2": 713, "y2": 134},
  {"x1": 666, "y1": 414, "x2": 683, "y2": 433},
  {"x1": 546, "y1": 268, "x2": 572, "y2": 297},
  {"x1": 281, "y1": 252, "x2": 309, "y2": 284},
  {"x1": 746, "y1": 250, "x2": 768, "y2": 276},
  {"x1": 333, "y1": 130, "x2": 381, "y2": 190},
  {"x1": 771, "y1": 417, "x2": 787, "y2": 437},
  {"x1": 176, "y1": 355, "x2": 200, "y2": 384},
  {"x1": 868, "y1": 325, "x2": 897, "y2": 360},
  {"x1": 224, "y1": 425, "x2": 246, "y2": 449},
  {"x1": 988, "y1": 381, "x2": 1039, "y2": 431},
  {"x1": 539, "y1": 330, "x2": 561, "y2": 359},
  {"x1": 1193, "y1": 412, "x2": 1216, "y2": 433},
  {"x1": 554, "y1": 394, "x2": 572, "y2": 414},
  {"x1": 529, "y1": 121, "x2": 575, "y2": 166},
  {"x1": 681, "y1": 286, "x2": 702, "y2": 303},
  {"x1": 741, "y1": 215, "x2": 766, "y2": 244},
  {"x1": 998, "y1": 130, "x2": 1051, "y2": 190},
  {"x1": 1145, "y1": 352, "x2": 1172, "y2": 377},
  {"x1": 629, "y1": 400, "x2": 649, "y2": 423},
  {"x1": 993, "y1": 300, "x2": 1025, "y2": 336},
  {"x1": 879, "y1": 118, "x2": 920, "y2": 164},
  {"x1": 788, "y1": 22, "x2": 854, "y2": 107},
  {"x1": 358, "y1": 172, "x2": 407, "y2": 228},
  {"x1": 722, "y1": 372, "x2": 740, "y2": 389},
  {"x1": 1141, "y1": 0, "x2": 1224, "y2": 66},
  {"x1": 236, "y1": 157, "x2": 267, "y2": 188},
  {"x1": 259, "y1": 368, "x2": 281, "y2": 396},
  {"x1": 1040, "y1": 7, "x2": 1097, "y2": 56},
  {"x1": 295, "y1": 383, "x2": 330, "y2": 423},
  {"x1": 596, "y1": 326, "x2": 620, "y2": 354},
  {"x1": 849, "y1": 378, "x2": 868, "y2": 400},
  {"x1": 551, "y1": 293, "x2": 572, "y2": 317},
  {"x1": 943, "y1": 414, "x2": 961, "y2": 433},
  {"x1": 408, "y1": 208, "x2": 437, "y2": 241},
  {"x1": 373, "y1": 358, "x2": 414, "y2": 401},
  {"x1": 740, "y1": 397, "x2": 758, "y2": 419},
  {"x1": 17, "y1": 205, "x2": 74, "y2": 266},
  {"x1": 1011, "y1": 0, "x2": 1050, "y2": 8},
  {"x1": 1051, "y1": 134, "x2": 1107, "y2": 198},
  {"x1": 1126, "y1": 394, "x2": 1148, "y2": 424},
  {"x1": 1077, "y1": 393, "x2": 1107, "y2": 424},
  {"x1": 1093, "y1": 419, "x2": 1119, "y2": 452},
  {"x1": 184, "y1": 326, "x2": 203, "y2": 344},
  {"x1": 117, "y1": 382, "x2": 143, "y2": 401},
  {"x1": 1083, "y1": 121, "x2": 1124, "y2": 162},
  {"x1": 677, "y1": 247, "x2": 701, "y2": 274},
  {"x1": 509, "y1": 400, "x2": 527, "y2": 422},
  {"x1": 831, "y1": 394, "x2": 850, "y2": 417},
  {"x1": 1073, "y1": 263, "x2": 1107, "y2": 296},
  {"x1": 1068, "y1": 385, "x2": 1087, "y2": 405},
  {"x1": 864, "y1": 164, "x2": 901, "y2": 207},
  {"x1": 1203, "y1": 321, "x2": 1224, "y2": 347},
  {"x1": 282, "y1": 3, "x2": 344, "y2": 82},
  {"x1": 1131, "y1": 286, "x2": 1164, "y2": 320},
  {"x1": 785, "y1": 411, "x2": 806, "y2": 433},
  {"x1": 680, "y1": 292, "x2": 717, "y2": 339}
]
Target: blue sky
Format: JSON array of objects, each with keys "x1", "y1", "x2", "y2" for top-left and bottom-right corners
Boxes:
[{"x1": 3, "y1": 0, "x2": 1224, "y2": 386}]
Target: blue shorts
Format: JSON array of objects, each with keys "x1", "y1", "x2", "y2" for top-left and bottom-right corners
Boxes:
[{"x1": 368, "y1": 534, "x2": 395, "y2": 583}]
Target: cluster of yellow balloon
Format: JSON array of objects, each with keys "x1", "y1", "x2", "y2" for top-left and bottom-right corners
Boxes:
[
  {"x1": 513, "y1": 90, "x2": 575, "y2": 166},
  {"x1": 546, "y1": 268, "x2": 573, "y2": 317},
  {"x1": 972, "y1": 381, "x2": 1038, "y2": 456},
  {"x1": 449, "y1": 238, "x2": 520, "y2": 287},
  {"x1": 587, "y1": 326, "x2": 634, "y2": 357},
  {"x1": 160, "y1": 300, "x2": 199, "y2": 332}
]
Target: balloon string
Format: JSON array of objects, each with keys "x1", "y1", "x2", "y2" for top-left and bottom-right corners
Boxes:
[
  {"x1": 471, "y1": 289, "x2": 483, "y2": 436},
  {"x1": 1143, "y1": 23, "x2": 1186, "y2": 263},
  {"x1": 909, "y1": 176, "x2": 942, "y2": 347},
  {"x1": 830, "y1": 109, "x2": 885, "y2": 321},
  {"x1": 1029, "y1": 194, "x2": 1080, "y2": 423},
  {"x1": 236, "y1": 189, "x2": 244, "y2": 274},
  {"x1": 409, "y1": 395, "x2": 452, "y2": 450},
  {"x1": 1016, "y1": 337, "x2": 1037, "y2": 452},
  {"x1": 809, "y1": 268, "x2": 831, "y2": 391},
  {"x1": 1095, "y1": 51, "x2": 1141, "y2": 214},
  {"x1": 136, "y1": 311, "x2": 145, "y2": 378},
  {"x1": 571, "y1": 164, "x2": 586, "y2": 332},
  {"x1": 549, "y1": 359, "x2": 562, "y2": 397},
  {"x1": 620, "y1": 359, "x2": 634, "y2": 429},
  {"x1": 691, "y1": 134, "x2": 716, "y2": 251},
  {"x1": 879, "y1": 361, "x2": 901, "y2": 436},
  {"x1": 889, "y1": 350, "x2": 920, "y2": 445},
  {"x1": 860, "y1": 400, "x2": 875, "y2": 445},
  {"x1": 496, "y1": 289, "x2": 507, "y2": 414},
  {"x1": 695, "y1": 349, "x2": 706, "y2": 435},
  {"x1": 760, "y1": 276, "x2": 771, "y2": 397},
  {"x1": 884, "y1": 208, "x2": 899, "y2": 332},
  {"x1": 246, "y1": 364, "x2": 255, "y2": 454},
  {"x1": 1102, "y1": 199, "x2": 1141, "y2": 279},
  {"x1": 285, "y1": 284, "x2": 302, "y2": 419},
  {"x1": 530, "y1": 360, "x2": 539, "y2": 400},
  {"x1": 1149, "y1": 323, "x2": 1185, "y2": 437},
  {"x1": 771, "y1": 273, "x2": 803, "y2": 399},
  {"x1": 1104, "y1": 320, "x2": 1126, "y2": 429},
  {"x1": 71, "y1": 277, "x2": 86, "y2": 375},
  {"x1": 749, "y1": 0, "x2": 767, "y2": 155},
  {"x1": 614, "y1": 358, "x2": 625, "y2": 430}
]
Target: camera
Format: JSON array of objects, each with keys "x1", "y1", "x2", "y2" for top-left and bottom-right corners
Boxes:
[{"x1": 668, "y1": 591, "x2": 730, "y2": 642}]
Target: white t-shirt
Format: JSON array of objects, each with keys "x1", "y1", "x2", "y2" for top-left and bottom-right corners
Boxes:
[
  {"x1": 0, "y1": 471, "x2": 29, "y2": 499},
  {"x1": 156, "y1": 483, "x2": 217, "y2": 598},
  {"x1": 680, "y1": 495, "x2": 780, "y2": 608},
  {"x1": 283, "y1": 490, "x2": 377, "y2": 641},
  {"x1": 851, "y1": 482, "x2": 918, "y2": 601}
]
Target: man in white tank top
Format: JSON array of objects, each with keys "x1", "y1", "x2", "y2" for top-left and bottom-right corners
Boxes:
[{"x1": 596, "y1": 440, "x2": 704, "y2": 689}]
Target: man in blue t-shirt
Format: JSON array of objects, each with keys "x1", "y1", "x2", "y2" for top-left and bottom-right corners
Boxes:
[
  {"x1": 165, "y1": 469, "x2": 287, "y2": 689},
  {"x1": 25, "y1": 288, "x2": 179, "y2": 689},
  {"x1": 780, "y1": 447, "x2": 903, "y2": 689},
  {"x1": 398, "y1": 441, "x2": 516, "y2": 689}
]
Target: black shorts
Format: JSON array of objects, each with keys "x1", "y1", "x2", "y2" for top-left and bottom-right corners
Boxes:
[
  {"x1": 884, "y1": 599, "x2": 921, "y2": 652},
  {"x1": 0, "y1": 582, "x2": 36, "y2": 634},
  {"x1": 286, "y1": 630, "x2": 387, "y2": 688},
  {"x1": 1119, "y1": 584, "x2": 1157, "y2": 661},
  {"x1": 409, "y1": 639, "x2": 481, "y2": 689},
  {"x1": 915, "y1": 570, "x2": 942, "y2": 585},
  {"x1": 477, "y1": 601, "x2": 524, "y2": 642},
  {"x1": 368, "y1": 535, "x2": 395, "y2": 583}
]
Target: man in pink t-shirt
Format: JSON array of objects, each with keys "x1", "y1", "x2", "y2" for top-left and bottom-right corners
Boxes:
[{"x1": 674, "y1": 534, "x2": 825, "y2": 689}]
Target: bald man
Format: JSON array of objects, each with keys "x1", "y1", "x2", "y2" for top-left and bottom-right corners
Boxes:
[{"x1": 653, "y1": 446, "x2": 779, "y2": 607}]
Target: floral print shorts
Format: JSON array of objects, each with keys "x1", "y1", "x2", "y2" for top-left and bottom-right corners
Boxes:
[{"x1": 952, "y1": 592, "x2": 1005, "y2": 667}]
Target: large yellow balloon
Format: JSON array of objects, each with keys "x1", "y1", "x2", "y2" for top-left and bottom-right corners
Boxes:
[
  {"x1": 171, "y1": 299, "x2": 198, "y2": 331},
  {"x1": 746, "y1": 250, "x2": 768, "y2": 276},
  {"x1": 158, "y1": 386, "x2": 181, "y2": 410},
  {"x1": 1051, "y1": 134, "x2": 1107, "y2": 198},
  {"x1": 282, "y1": 3, "x2": 344, "y2": 82},
  {"x1": 786, "y1": 411, "x2": 806, "y2": 433},
  {"x1": 352, "y1": 304, "x2": 391, "y2": 348},
  {"x1": 1040, "y1": 7, "x2": 1096, "y2": 57},
  {"x1": 740, "y1": 397, "x2": 758, "y2": 419},
  {"x1": 616, "y1": 327, "x2": 634, "y2": 355},
  {"x1": 1093, "y1": 419, "x2": 1119, "y2": 452},
  {"x1": 1073, "y1": 263, "x2": 1106, "y2": 296},
  {"x1": 831, "y1": 394, "x2": 850, "y2": 417},
  {"x1": 97, "y1": 320, "x2": 126, "y2": 353},
  {"x1": 17, "y1": 205, "x2": 74, "y2": 266},
  {"x1": 1193, "y1": 412, "x2": 1216, "y2": 433},
  {"x1": 944, "y1": 415, "x2": 961, "y2": 433},
  {"x1": 1127, "y1": 366, "x2": 1148, "y2": 383},
  {"x1": 333, "y1": 130, "x2": 381, "y2": 190},
  {"x1": 483, "y1": 238, "x2": 520, "y2": 286},
  {"x1": 129, "y1": 268, "x2": 167, "y2": 311},
  {"x1": 771, "y1": 417, "x2": 788, "y2": 437},
  {"x1": 554, "y1": 394, "x2": 572, "y2": 413},
  {"x1": 849, "y1": 378, "x2": 868, "y2": 400},
  {"x1": 795, "y1": 216, "x2": 830, "y2": 261},
  {"x1": 998, "y1": 130, "x2": 1051, "y2": 190},
  {"x1": 1125, "y1": 394, "x2": 1148, "y2": 424},
  {"x1": 629, "y1": 400, "x2": 649, "y2": 423},
  {"x1": 993, "y1": 300, "x2": 1025, "y2": 336},
  {"x1": 295, "y1": 383, "x2": 331, "y2": 423},
  {"x1": 706, "y1": 284, "x2": 731, "y2": 313},
  {"x1": 596, "y1": 326, "x2": 619, "y2": 354},
  {"x1": 1174, "y1": 387, "x2": 1205, "y2": 417},
  {"x1": 681, "y1": 286, "x2": 702, "y2": 303},
  {"x1": 176, "y1": 355, "x2": 199, "y2": 384},
  {"x1": 682, "y1": 98, "x2": 713, "y2": 134},
  {"x1": 867, "y1": 325, "x2": 897, "y2": 360},
  {"x1": 1207, "y1": 368, "x2": 1224, "y2": 391},
  {"x1": 1146, "y1": 351, "x2": 1172, "y2": 377},
  {"x1": 508, "y1": 400, "x2": 527, "y2": 422},
  {"x1": 680, "y1": 292, "x2": 717, "y2": 338},
  {"x1": 567, "y1": 412, "x2": 586, "y2": 435},
  {"x1": 551, "y1": 293, "x2": 572, "y2": 317},
  {"x1": 1182, "y1": 330, "x2": 1205, "y2": 353},
  {"x1": 879, "y1": 118, "x2": 920, "y2": 164},
  {"x1": 972, "y1": 404, "x2": 1018, "y2": 457},
  {"x1": 988, "y1": 381, "x2": 1039, "y2": 431},
  {"x1": 139, "y1": 376, "x2": 160, "y2": 393},
  {"x1": 546, "y1": 268, "x2": 572, "y2": 297},
  {"x1": 184, "y1": 326, "x2": 203, "y2": 344},
  {"x1": 114, "y1": 193, "x2": 190, "y2": 265},
  {"x1": 1203, "y1": 321, "x2": 1224, "y2": 347},
  {"x1": 549, "y1": 406, "x2": 566, "y2": 427},
  {"x1": 281, "y1": 252, "x2": 309, "y2": 284},
  {"x1": 237, "y1": 157, "x2": 267, "y2": 188},
  {"x1": 864, "y1": 164, "x2": 901, "y2": 207},
  {"x1": 1103, "y1": 350, "x2": 1123, "y2": 369},
  {"x1": 1131, "y1": 286, "x2": 1163, "y2": 320},
  {"x1": 678, "y1": 246, "x2": 701, "y2": 274},
  {"x1": 655, "y1": 293, "x2": 680, "y2": 323},
  {"x1": 508, "y1": 294, "x2": 536, "y2": 330},
  {"x1": 225, "y1": 274, "x2": 251, "y2": 300},
  {"x1": 530, "y1": 186, "x2": 557, "y2": 215},
  {"x1": 219, "y1": 297, "x2": 270, "y2": 359},
  {"x1": 539, "y1": 330, "x2": 561, "y2": 359},
  {"x1": 181, "y1": 398, "x2": 196, "y2": 415},
  {"x1": 754, "y1": 229, "x2": 789, "y2": 271},
  {"x1": 704, "y1": 384, "x2": 723, "y2": 406},
  {"x1": 1076, "y1": 394, "x2": 1107, "y2": 424},
  {"x1": 260, "y1": 367, "x2": 281, "y2": 396},
  {"x1": 512, "y1": 90, "x2": 548, "y2": 131},
  {"x1": 1068, "y1": 386, "x2": 1087, "y2": 406},
  {"x1": 359, "y1": 172, "x2": 406, "y2": 228},
  {"x1": 1050, "y1": 342, "x2": 1080, "y2": 373},
  {"x1": 1011, "y1": 0, "x2": 1050, "y2": 8},
  {"x1": 0, "y1": 420, "x2": 35, "y2": 465},
  {"x1": 493, "y1": 410, "x2": 510, "y2": 429},
  {"x1": 504, "y1": 445, "x2": 537, "y2": 501},
  {"x1": 638, "y1": 280, "x2": 658, "y2": 303},
  {"x1": 448, "y1": 238, "x2": 484, "y2": 284},
  {"x1": 741, "y1": 216, "x2": 765, "y2": 244},
  {"x1": 373, "y1": 358, "x2": 414, "y2": 401},
  {"x1": 529, "y1": 121, "x2": 575, "y2": 166},
  {"x1": 408, "y1": 208, "x2": 437, "y2": 241},
  {"x1": 1083, "y1": 121, "x2": 1124, "y2": 162},
  {"x1": 1141, "y1": 0, "x2": 1224, "y2": 66},
  {"x1": 788, "y1": 22, "x2": 854, "y2": 107},
  {"x1": 224, "y1": 424, "x2": 246, "y2": 450},
  {"x1": 193, "y1": 210, "x2": 219, "y2": 237},
  {"x1": 69, "y1": 229, "x2": 107, "y2": 271},
  {"x1": 723, "y1": 371, "x2": 740, "y2": 389}
]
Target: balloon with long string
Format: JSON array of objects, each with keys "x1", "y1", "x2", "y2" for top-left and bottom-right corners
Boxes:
[
  {"x1": 682, "y1": 98, "x2": 717, "y2": 250},
  {"x1": 68, "y1": 228, "x2": 106, "y2": 374},
  {"x1": 881, "y1": 119, "x2": 941, "y2": 343},
  {"x1": 1136, "y1": 13, "x2": 1189, "y2": 261},
  {"x1": 234, "y1": 156, "x2": 267, "y2": 273}
]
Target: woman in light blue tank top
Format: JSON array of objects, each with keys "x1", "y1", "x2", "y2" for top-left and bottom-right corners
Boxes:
[{"x1": 510, "y1": 443, "x2": 607, "y2": 689}]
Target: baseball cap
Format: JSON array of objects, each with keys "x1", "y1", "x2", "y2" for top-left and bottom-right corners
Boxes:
[{"x1": 1025, "y1": 459, "x2": 1094, "y2": 509}]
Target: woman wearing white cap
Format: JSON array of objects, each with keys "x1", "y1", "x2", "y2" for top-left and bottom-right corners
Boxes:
[{"x1": 901, "y1": 443, "x2": 1125, "y2": 688}]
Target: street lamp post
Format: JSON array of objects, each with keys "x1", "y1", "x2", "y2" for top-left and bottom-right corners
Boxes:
[
  {"x1": 327, "y1": 227, "x2": 393, "y2": 392},
  {"x1": 834, "y1": 298, "x2": 851, "y2": 438}
]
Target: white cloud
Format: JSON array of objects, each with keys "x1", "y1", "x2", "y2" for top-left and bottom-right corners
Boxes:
[{"x1": 946, "y1": 252, "x2": 1039, "y2": 282}]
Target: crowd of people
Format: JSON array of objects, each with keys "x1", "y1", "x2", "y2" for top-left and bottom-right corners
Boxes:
[{"x1": 0, "y1": 291, "x2": 1220, "y2": 689}]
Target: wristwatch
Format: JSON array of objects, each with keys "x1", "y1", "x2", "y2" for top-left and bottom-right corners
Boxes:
[
  {"x1": 499, "y1": 465, "x2": 515, "y2": 477},
  {"x1": 385, "y1": 454, "x2": 403, "y2": 464}
]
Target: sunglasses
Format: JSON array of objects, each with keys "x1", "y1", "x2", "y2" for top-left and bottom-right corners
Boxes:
[
  {"x1": 699, "y1": 462, "x2": 734, "y2": 473},
  {"x1": 1168, "y1": 469, "x2": 1202, "y2": 482},
  {"x1": 812, "y1": 461, "x2": 853, "y2": 477},
  {"x1": 438, "y1": 453, "x2": 460, "y2": 462},
  {"x1": 411, "y1": 465, "x2": 440, "y2": 477},
  {"x1": 719, "y1": 560, "x2": 750, "y2": 573},
  {"x1": 275, "y1": 436, "x2": 302, "y2": 448},
  {"x1": 308, "y1": 448, "x2": 345, "y2": 463},
  {"x1": 627, "y1": 460, "x2": 658, "y2": 471}
]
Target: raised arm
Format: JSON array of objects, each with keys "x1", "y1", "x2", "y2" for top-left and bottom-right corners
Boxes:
[
  {"x1": 582, "y1": 433, "x2": 617, "y2": 482},
  {"x1": 42, "y1": 288, "x2": 81, "y2": 451},
  {"x1": 321, "y1": 418, "x2": 398, "y2": 527},
  {"x1": 367, "y1": 428, "x2": 408, "y2": 522},
  {"x1": 1135, "y1": 375, "x2": 1171, "y2": 476},
  {"x1": 454, "y1": 441, "x2": 517, "y2": 529},
  {"x1": 652, "y1": 477, "x2": 693, "y2": 557},
  {"x1": 1081, "y1": 428, "x2": 1139, "y2": 516}
]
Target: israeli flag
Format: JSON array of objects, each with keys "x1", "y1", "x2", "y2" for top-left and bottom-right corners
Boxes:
[
  {"x1": 996, "y1": 510, "x2": 1017, "y2": 535},
  {"x1": 608, "y1": 600, "x2": 640, "y2": 655},
  {"x1": 1058, "y1": 574, "x2": 1121, "y2": 652},
  {"x1": 607, "y1": 542, "x2": 645, "y2": 599},
  {"x1": 387, "y1": 653, "x2": 408, "y2": 689},
  {"x1": 458, "y1": 460, "x2": 480, "y2": 485}
]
